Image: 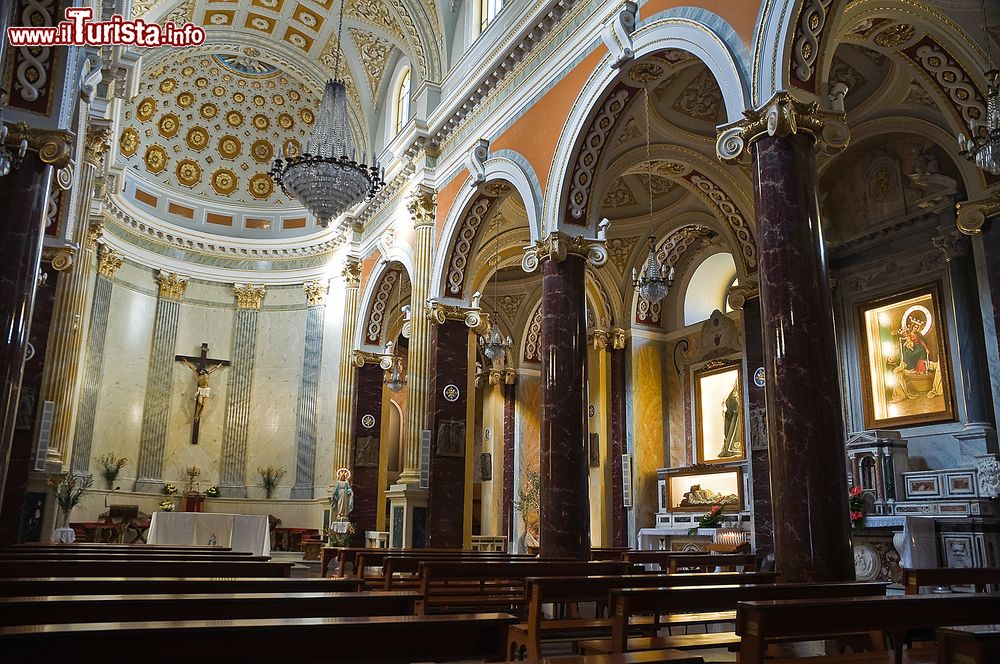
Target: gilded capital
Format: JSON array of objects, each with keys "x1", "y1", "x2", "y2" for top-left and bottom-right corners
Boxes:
[
  {"x1": 351, "y1": 349, "x2": 381, "y2": 367},
  {"x1": 407, "y1": 185, "x2": 437, "y2": 228},
  {"x1": 522, "y1": 229, "x2": 609, "y2": 272},
  {"x1": 84, "y1": 222, "x2": 103, "y2": 250},
  {"x1": 234, "y1": 284, "x2": 266, "y2": 310},
  {"x1": 83, "y1": 127, "x2": 113, "y2": 166},
  {"x1": 727, "y1": 281, "x2": 760, "y2": 311},
  {"x1": 97, "y1": 245, "x2": 123, "y2": 278},
  {"x1": 4, "y1": 122, "x2": 76, "y2": 168},
  {"x1": 303, "y1": 280, "x2": 329, "y2": 306},
  {"x1": 590, "y1": 329, "x2": 610, "y2": 351},
  {"x1": 156, "y1": 271, "x2": 188, "y2": 300},
  {"x1": 342, "y1": 258, "x2": 362, "y2": 288},
  {"x1": 716, "y1": 92, "x2": 850, "y2": 163},
  {"x1": 955, "y1": 193, "x2": 1000, "y2": 235},
  {"x1": 43, "y1": 245, "x2": 76, "y2": 272},
  {"x1": 487, "y1": 367, "x2": 517, "y2": 386},
  {"x1": 611, "y1": 327, "x2": 626, "y2": 350},
  {"x1": 427, "y1": 298, "x2": 490, "y2": 334}
]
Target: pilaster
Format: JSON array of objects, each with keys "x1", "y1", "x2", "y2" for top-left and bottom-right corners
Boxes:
[{"x1": 290, "y1": 281, "x2": 327, "y2": 499}]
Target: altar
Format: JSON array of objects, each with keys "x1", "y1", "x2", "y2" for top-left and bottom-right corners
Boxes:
[{"x1": 147, "y1": 512, "x2": 271, "y2": 556}]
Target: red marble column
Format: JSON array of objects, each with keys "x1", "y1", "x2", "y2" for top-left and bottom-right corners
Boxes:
[
  {"x1": 426, "y1": 319, "x2": 470, "y2": 548},
  {"x1": 540, "y1": 254, "x2": 590, "y2": 559},
  {"x1": 752, "y1": 133, "x2": 853, "y2": 582},
  {"x1": 609, "y1": 344, "x2": 627, "y2": 548},
  {"x1": 740, "y1": 293, "x2": 774, "y2": 561},
  {"x1": 502, "y1": 382, "x2": 515, "y2": 543},
  {"x1": 350, "y1": 362, "x2": 384, "y2": 540},
  {"x1": 0, "y1": 153, "x2": 54, "y2": 531}
]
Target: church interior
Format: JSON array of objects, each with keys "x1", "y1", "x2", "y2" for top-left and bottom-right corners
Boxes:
[{"x1": 2, "y1": 0, "x2": 1000, "y2": 661}]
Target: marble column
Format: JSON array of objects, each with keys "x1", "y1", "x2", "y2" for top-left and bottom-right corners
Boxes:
[
  {"x1": 70, "y1": 246, "x2": 123, "y2": 473},
  {"x1": 134, "y1": 271, "x2": 188, "y2": 492},
  {"x1": 291, "y1": 282, "x2": 327, "y2": 499},
  {"x1": 400, "y1": 187, "x2": 436, "y2": 482},
  {"x1": 426, "y1": 318, "x2": 473, "y2": 548},
  {"x1": 0, "y1": 132, "x2": 69, "y2": 507},
  {"x1": 350, "y1": 356, "x2": 384, "y2": 539},
  {"x1": 751, "y1": 130, "x2": 853, "y2": 581},
  {"x1": 977, "y1": 213, "x2": 1000, "y2": 430},
  {"x1": 38, "y1": 128, "x2": 111, "y2": 471},
  {"x1": 218, "y1": 284, "x2": 264, "y2": 497},
  {"x1": 502, "y1": 381, "x2": 515, "y2": 543},
  {"x1": 608, "y1": 328, "x2": 627, "y2": 548},
  {"x1": 333, "y1": 258, "x2": 362, "y2": 473},
  {"x1": 730, "y1": 284, "x2": 774, "y2": 560},
  {"x1": 934, "y1": 230, "x2": 997, "y2": 449}
]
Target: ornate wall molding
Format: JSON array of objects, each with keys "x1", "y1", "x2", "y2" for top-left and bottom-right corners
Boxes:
[
  {"x1": 522, "y1": 301, "x2": 542, "y2": 363},
  {"x1": 521, "y1": 226, "x2": 610, "y2": 273},
  {"x1": 443, "y1": 193, "x2": 496, "y2": 297},
  {"x1": 684, "y1": 173, "x2": 757, "y2": 271},
  {"x1": 789, "y1": 0, "x2": 838, "y2": 91},
  {"x1": 364, "y1": 268, "x2": 401, "y2": 345},
  {"x1": 303, "y1": 280, "x2": 329, "y2": 307},
  {"x1": 156, "y1": 271, "x2": 189, "y2": 300}
]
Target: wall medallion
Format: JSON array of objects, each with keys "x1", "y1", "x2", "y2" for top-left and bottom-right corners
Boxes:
[
  {"x1": 443, "y1": 384, "x2": 460, "y2": 402},
  {"x1": 361, "y1": 414, "x2": 376, "y2": 429},
  {"x1": 753, "y1": 367, "x2": 765, "y2": 388},
  {"x1": 176, "y1": 159, "x2": 202, "y2": 187},
  {"x1": 211, "y1": 168, "x2": 238, "y2": 196}
]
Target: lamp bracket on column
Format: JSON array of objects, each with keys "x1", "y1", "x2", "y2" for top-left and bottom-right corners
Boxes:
[
  {"x1": 955, "y1": 193, "x2": 1000, "y2": 235},
  {"x1": 521, "y1": 222, "x2": 611, "y2": 273},
  {"x1": 716, "y1": 91, "x2": 850, "y2": 163}
]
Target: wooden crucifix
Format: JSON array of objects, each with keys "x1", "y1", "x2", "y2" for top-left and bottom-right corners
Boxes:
[{"x1": 175, "y1": 343, "x2": 230, "y2": 445}]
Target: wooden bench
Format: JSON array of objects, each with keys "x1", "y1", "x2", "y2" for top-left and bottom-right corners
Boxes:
[
  {"x1": 10, "y1": 543, "x2": 234, "y2": 552},
  {"x1": 0, "y1": 590, "x2": 420, "y2": 626},
  {"x1": 903, "y1": 567, "x2": 1000, "y2": 594},
  {"x1": 0, "y1": 612, "x2": 519, "y2": 663},
  {"x1": 381, "y1": 553, "x2": 552, "y2": 590},
  {"x1": 517, "y1": 651, "x2": 705, "y2": 663},
  {"x1": 0, "y1": 551, "x2": 266, "y2": 562},
  {"x1": 937, "y1": 624, "x2": 1000, "y2": 664},
  {"x1": 507, "y1": 572, "x2": 778, "y2": 660},
  {"x1": 417, "y1": 560, "x2": 635, "y2": 615},
  {"x1": 0, "y1": 560, "x2": 293, "y2": 578},
  {"x1": 664, "y1": 553, "x2": 759, "y2": 572},
  {"x1": 0, "y1": 576, "x2": 362, "y2": 597},
  {"x1": 736, "y1": 593, "x2": 1000, "y2": 664},
  {"x1": 577, "y1": 581, "x2": 887, "y2": 655}
]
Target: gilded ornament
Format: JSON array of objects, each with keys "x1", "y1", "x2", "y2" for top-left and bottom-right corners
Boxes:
[
  {"x1": 84, "y1": 127, "x2": 112, "y2": 165},
  {"x1": 521, "y1": 230, "x2": 610, "y2": 271},
  {"x1": 591, "y1": 329, "x2": 610, "y2": 351},
  {"x1": 233, "y1": 284, "x2": 266, "y2": 310},
  {"x1": 200, "y1": 103, "x2": 218, "y2": 119},
  {"x1": 97, "y1": 246, "x2": 123, "y2": 278},
  {"x1": 253, "y1": 95, "x2": 266, "y2": 107},
  {"x1": 211, "y1": 168, "x2": 239, "y2": 196},
  {"x1": 251, "y1": 139, "x2": 274, "y2": 163},
  {"x1": 299, "y1": 108, "x2": 314, "y2": 125},
  {"x1": 342, "y1": 258, "x2": 362, "y2": 288},
  {"x1": 213, "y1": 85, "x2": 227, "y2": 97},
  {"x1": 233, "y1": 92, "x2": 246, "y2": 103},
  {"x1": 272, "y1": 94, "x2": 285, "y2": 106},
  {"x1": 873, "y1": 23, "x2": 917, "y2": 49},
  {"x1": 955, "y1": 193, "x2": 1000, "y2": 235},
  {"x1": 119, "y1": 127, "x2": 140, "y2": 158},
  {"x1": 185, "y1": 126, "x2": 210, "y2": 151},
  {"x1": 84, "y1": 222, "x2": 103, "y2": 250},
  {"x1": 175, "y1": 158, "x2": 202, "y2": 187},
  {"x1": 136, "y1": 97, "x2": 157, "y2": 122},
  {"x1": 278, "y1": 113, "x2": 295, "y2": 129},
  {"x1": 156, "y1": 271, "x2": 188, "y2": 300},
  {"x1": 176, "y1": 91, "x2": 195, "y2": 108},
  {"x1": 157, "y1": 113, "x2": 180, "y2": 139},
  {"x1": 144, "y1": 145, "x2": 169, "y2": 174},
  {"x1": 283, "y1": 138, "x2": 301, "y2": 157},
  {"x1": 44, "y1": 246, "x2": 76, "y2": 272},
  {"x1": 158, "y1": 78, "x2": 177, "y2": 94},
  {"x1": 218, "y1": 135, "x2": 243, "y2": 160},
  {"x1": 628, "y1": 62, "x2": 664, "y2": 83},
  {"x1": 611, "y1": 327, "x2": 626, "y2": 350},
  {"x1": 252, "y1": 114, "x2": 270, "y2": 130},
  {"x1": 195, "y1": 77, "x2": 209, "y2": 88},
  {"x1": 248, "y1": 173, "x2": 274, "y2": 200},
  {"x1": 181, "y1": 66, "x2": 196, "y2": 77},
  {"x1": 303, "y1": 280, "x2": 329, "y2": 307},
  {"x1": 226, "y1": 110, "x2": 244, "y2": 127},
  {"x1": 407, "y1": 186, "x2": 437, "y2": 227},
  {"x1": 289, "y1": 89, "x2": 301, "y2": 101}
]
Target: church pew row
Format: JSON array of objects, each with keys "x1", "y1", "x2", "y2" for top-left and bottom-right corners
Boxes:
[
  {"x1": 325, "y1": 546, "x2": 539, "y2": 579},
  {"x1": 507, "y1": 572, "x2": 779, "y2": 660},
  {"x1": 416, "y1": 560, "x2": 636, "y2": 615},
  {"x1": 0, "y1": 576, "x2": 362, "y2": 597},
  {"x1": 0, "y1": 551, "x2": 269, "y2": 562},
  {"x1": 735, "y1": 593, "x2": 1000, "y2": 664},
  {"x1": 11, "y1": 543, "x2": 234, "y2": 552},
  {"x1": 0, "y1": 559, "x2": 294, "y2": 578},
  {"x1": 663, "y1": 553, "x2": 760, "y2": 572},
  {"x1": 0, "y1": 590, "x2": 420, "y2": 626},
  {"x1": 380, "y1": 554, "x2": 572, "y2": 590},
  {"x1": 517, "y1": 653, "x2": 704, "y2": 664},
  {"x1": 0, "y1": 612, "x2": 520, "y2": 664},
  {"x1": 903, "y1": 567, "x2": 1000, "y2": 594},
  {"x1": 576, "y1": 581, "x2": 888, "y2": 655}
]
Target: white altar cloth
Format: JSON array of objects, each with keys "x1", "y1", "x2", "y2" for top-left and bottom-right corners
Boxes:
[{"x1": 147, "y1": 512, "x2": 270, "y2": 556}]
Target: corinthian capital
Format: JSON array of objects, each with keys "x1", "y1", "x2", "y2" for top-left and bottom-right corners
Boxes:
[
  {"x1": 407, "y1": 185, "x2": 437, "y2": 228},
  {"x1": 522, "y1": 222, "x2": 610, "y2": 273},
  {"x1": 84, "y1": 126, "x2": 113, "y2": 166},
  {"x1": 342, "y1": 257, "x2": 362, "y2": 288},
  {"x1": 156, "y1": 271, "x2": 188, "y2": 301},
  {"x1": 716, "y1": 92, "x2": 850, "y2": 163}
]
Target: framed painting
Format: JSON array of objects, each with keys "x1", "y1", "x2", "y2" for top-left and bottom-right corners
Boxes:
[
  {"x1": 855, "y1": 283, "x2": 955, "y2": 429},
  {"x1": 666, "y1": 466, "x2": 744, "y2": 512},
  {"x1": 694, "y1": 362, "x2": 745, "y2": 463}
]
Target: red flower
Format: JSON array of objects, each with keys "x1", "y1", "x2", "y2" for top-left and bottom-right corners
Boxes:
[
  {"x1": 850, "y1": 486, "x2": 863, "y2": 497},
  {"x1": 709, "y1": 505, "x2": 721, "y2": 514},
  {"x1": 850, "y1": 510, "x2": 864, "y2": 521}
]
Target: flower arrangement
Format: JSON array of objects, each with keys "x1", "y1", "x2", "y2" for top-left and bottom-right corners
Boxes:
[
  {"x1": 257, "y1": 465, "x2": 286, "y2": 499},
  {"x1": 162, "y1": 483, "x2": 178, "y2": 495},
  {"x1": 95, "y1": 452, "x2": 128, "y2": 489},
  {"x1": 849, "y1": 485, "x2": 867, "y2": 530},
  {"x1": 324, "y1": 521, "x2": 356, "y2": 547},
  {"x1": 206, "y1": 485, "x2": 220, "y2": 498},
  {"x1": 49, "y1": 473, "x2": 94, "y2": 527},
  {"x1": 688, "y1": 504, "x2": 726, "y2": 535},
  {"x1": 158, "y1": 499, "x2": 176, "y2": 512}
]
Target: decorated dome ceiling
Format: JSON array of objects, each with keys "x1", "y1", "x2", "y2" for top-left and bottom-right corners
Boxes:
[{"x1": 119, "y1": 50, "x2": 320, "y2": 207}]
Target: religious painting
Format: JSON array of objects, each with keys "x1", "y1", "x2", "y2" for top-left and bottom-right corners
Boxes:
[
  {"x1": 354, "y1": 436, "x2": 379, "y2": 467},
  {"x1": 666, "y1": 467, "x2": 744, "y2": 512},
  {"x1": 855, "y1": 284, "x2": 954, "y2": 428},
  {"x1": 436, "y1": 419, "x2": 466, "y2": 458},
  {"x1": 694, "y1": 362, "x2": 745, "y2": 464}
]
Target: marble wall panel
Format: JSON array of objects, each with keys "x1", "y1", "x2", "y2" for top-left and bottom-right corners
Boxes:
[
  {"x1": 587, "y1": 347, "x2": 607, "y2": 546},
  {"x1": 631, "y1": 339, "x2": 669, "y2": 531},
  {"x1": 479, "y1": 384, "x2": 503, "y2": 537},
  {"x1": 515, "y1": 373, "x2": 541, "y2": 549},
  {"x1": 313, "y1": 287, "x2": 347, "y2": 497}
]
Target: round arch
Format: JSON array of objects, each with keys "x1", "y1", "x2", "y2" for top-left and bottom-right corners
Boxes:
[{"x1": 355, "y1": 253, "x2": 414, "y2": 351}]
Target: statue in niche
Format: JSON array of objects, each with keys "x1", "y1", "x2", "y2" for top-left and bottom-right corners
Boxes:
[
  {"x1": 718, "y1": 382, "x2": 743, "y2": 459},
  {"x1": 331, "y1": 467, "x2": 354, "y2": 521},
  {"x1": 355, "y1": 436, "x2": 379, "y2": 467},
  {"x1": 436, "y1": 420, "x2": 466, "y2": 458}
]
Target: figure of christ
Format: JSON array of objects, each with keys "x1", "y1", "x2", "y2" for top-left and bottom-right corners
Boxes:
[{"x1": 175, "y1": 343, "x2": 230, "y2": 445}]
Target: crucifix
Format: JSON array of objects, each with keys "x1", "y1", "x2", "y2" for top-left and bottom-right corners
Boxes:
[{"x1": 175, "y1": 343, "x2": 230, "y2": 445}]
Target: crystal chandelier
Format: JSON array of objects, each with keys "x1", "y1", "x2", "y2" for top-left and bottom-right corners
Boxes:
[
  {"x1": 631, "y1": 85, "x2": 673, "y2": 304},
  {"x1": 957, "y1": 0, "x2": 1000, "y2": 175},
  {"x1": 269, "y1": 2, "x2": 383, "y2": 225},
  {"x1": 479, "y1": 216, "x2": 512, "y2": 362}
]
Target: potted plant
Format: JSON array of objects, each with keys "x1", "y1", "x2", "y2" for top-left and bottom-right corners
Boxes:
[
  {"x1": 688, "y1": 503, "x2": 726, "y2": 535},
  {"x1": 257, "y1": 465, "x2": 286, "y2": 499},
  {"x1": 49, "y1": 473, "x2": 94, "y2": 528},
  {"x1": 158, "y1": 499, "x2": 176, "y2": 512},
  {"x1": 849, "y1": 485, "x2": 867, "y2": 530},
  {"x1": 95, "y1": 452, "x2": 128, "y2": 490},
  {"x1": 206, "y1": 485, "x2": 220, "y2": 498}
]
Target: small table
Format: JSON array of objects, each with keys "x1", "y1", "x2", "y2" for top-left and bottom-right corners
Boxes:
[
  {"x1": 147, "y1": 512, "x2": 270, "y2": 555},
  {"x1": 938, "y1": 625, "x2": 1000, "y2": 663}
]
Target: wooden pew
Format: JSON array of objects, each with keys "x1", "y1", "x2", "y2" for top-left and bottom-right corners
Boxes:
[
  {"x1": 903, "y1": 567, "x2": 1000, "y2": 594},
  {"x1": 11, "y1": 543, "x2": 233, "y2": 552},
  {"x1": 381, "y1": 553, "x2": 553, "y2": 590},
  {"x1": 417, "y1": 560, "x2": 635, "y2": 615},
  {"x1": 0, "y1": 576, "x2": 362, "y2": 597},
  {"x1": 623, "y1": 551, "x2": 709, "y2": 567},
  {"x1": 736, "y1": 593, "x2": 1000, "y2": 664},
  {"x1": 0, "y1": 551, "x2": 267, "y2": 562},
  {"x1": 0, "y1": 612, "x2": 520, "y2": 663},
  {"x1": 0, "y1": 559, "x2": 294, "y2": 578},
  {"x1": 577, "y1": 581, "x2": 887, "y2": 654},
  {"x1": 508, "y1": 572, "x2": 778, "y2": 660},
  {"x1": 665, "y1": 553, "x2": 759, "y2": 572},
  {"x1": 0, "y1": 590, "x2": 420, "y2": 626},
  {"x1": 590, "y1": 548, "x2": 630, "y2": 561},
  {"x1": 517, "y1": 652, "x2": 704, "y2": 664}
]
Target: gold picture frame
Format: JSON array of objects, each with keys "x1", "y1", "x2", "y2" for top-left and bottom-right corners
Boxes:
[
  {"x1": 666, "y1": 466, "x2": 744, "y2": 512},
  {"x1": 694, "y1": 361, "x2": 746, "y2": 464},
  {"x1": 855, "y1": 282, "x2": 955, "y2": 429}
]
